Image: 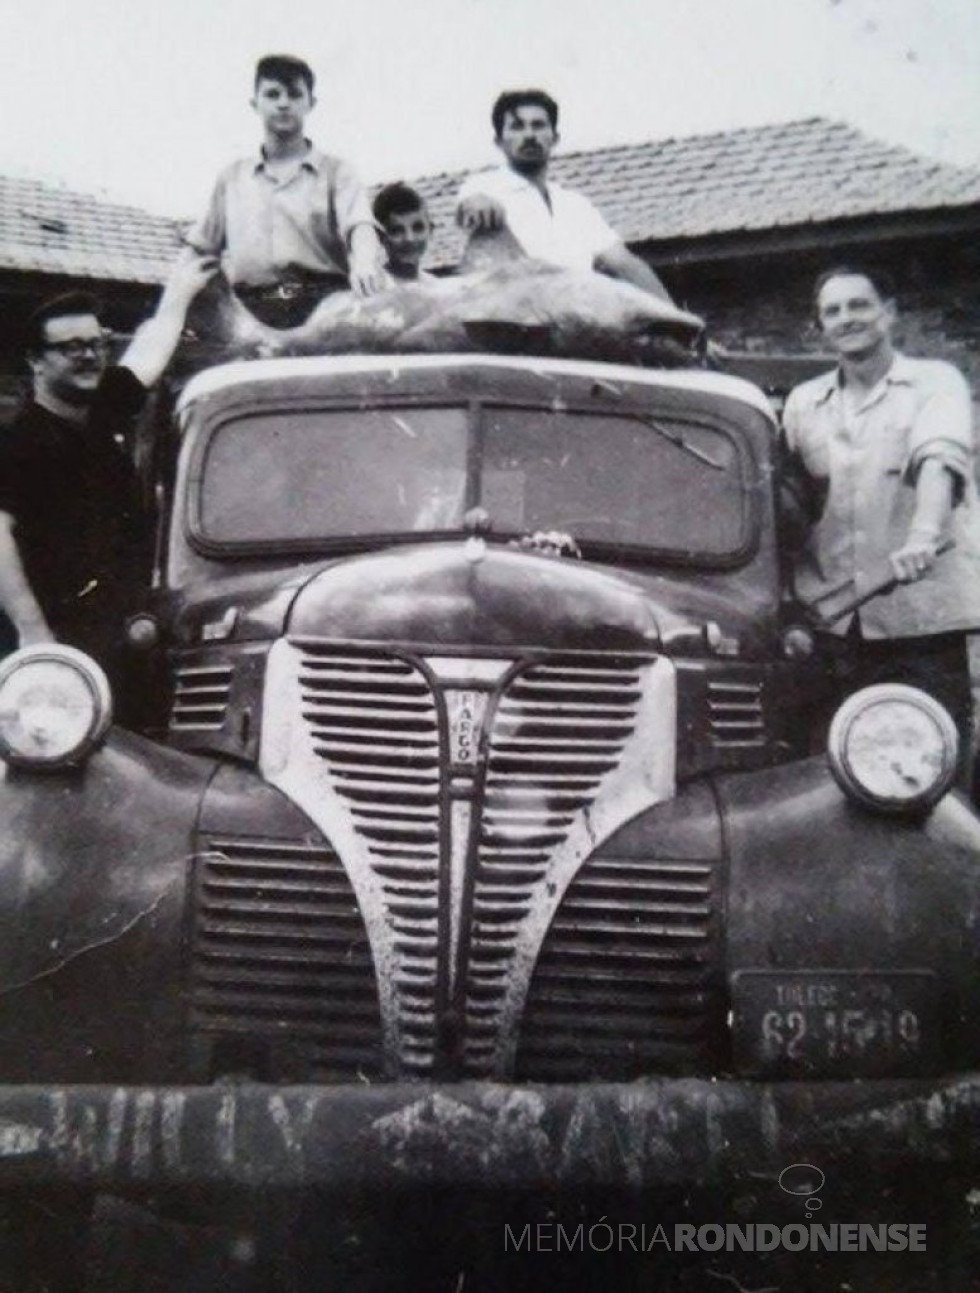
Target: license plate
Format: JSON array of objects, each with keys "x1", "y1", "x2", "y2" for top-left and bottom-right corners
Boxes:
[{"x1": 731, "y1": 970, "x2": 939, "y2": 1077}]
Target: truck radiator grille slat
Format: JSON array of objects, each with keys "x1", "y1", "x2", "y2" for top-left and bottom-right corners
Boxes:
[
  {"x1": 516, "y1": 854, "x2": 724, "y2": 1079},
  {"x1": 190, "y1": 837, "x2": 382, "y2": 1079},
  {"x1": 170, "y1": 664, "x2": 233, "y2": 732},
  {"x1": 707, "y1": 678, "x2": 766, "y2": 748}
]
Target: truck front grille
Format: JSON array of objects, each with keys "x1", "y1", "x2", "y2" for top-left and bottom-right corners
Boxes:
[
  {"x1": 517, "y1": 854, "x2": 723, "y2": 1079},
  {"x1": 261, "y1": 639, "x2": 695, "y2": 1079},
  {"x1": 190, "y1": 836, "x2": 382, "y2": 1079}
]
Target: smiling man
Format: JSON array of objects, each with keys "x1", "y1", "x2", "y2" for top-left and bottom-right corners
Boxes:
[
  {"x1": 782, "y1": 265, "x2": 980, "y2": 765},
  {"x1": 455, "y1": 89, "x2": 672, "y2": 302},
  {"x1": 0, "y1": 251, "x2": 214, "y2": 670}
]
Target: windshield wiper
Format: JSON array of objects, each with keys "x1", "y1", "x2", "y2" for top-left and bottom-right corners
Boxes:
[{"x1": 638, "y1": 416, "x2": 726, "y2": 470}]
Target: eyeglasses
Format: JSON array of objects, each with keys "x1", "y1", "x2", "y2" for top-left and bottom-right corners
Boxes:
[{"x1": 42, "y1": 336, "x2": 111, "y2": 358}]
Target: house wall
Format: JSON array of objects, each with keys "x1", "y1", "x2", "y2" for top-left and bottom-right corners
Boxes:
[{"x1": 653, "y1": 231, "x2": 980, "y2": 401}]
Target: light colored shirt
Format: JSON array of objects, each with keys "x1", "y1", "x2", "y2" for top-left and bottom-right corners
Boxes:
[
  {"x1": 455, "y1": 166, "x2": 619, "y2": 272},
  {"x1": 782, "y1": 353, "x2": 980, "y2": 638},
  {"x1": 188, "y1": 144, "x2": 376, "y2": 287}
]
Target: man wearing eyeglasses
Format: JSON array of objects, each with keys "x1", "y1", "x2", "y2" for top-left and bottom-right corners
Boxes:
[{"x1": 0, "y1": 250, "x2": 214, "y2": 672}]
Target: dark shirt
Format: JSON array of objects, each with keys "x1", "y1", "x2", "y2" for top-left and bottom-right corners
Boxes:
[{"x1": 0, "y1": 366, "x2": 147, "y2": 656}]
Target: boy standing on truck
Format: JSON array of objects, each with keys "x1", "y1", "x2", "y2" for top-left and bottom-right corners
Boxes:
[{"x1": 188, "y1": 54, "x2": 387, "y2": 325}]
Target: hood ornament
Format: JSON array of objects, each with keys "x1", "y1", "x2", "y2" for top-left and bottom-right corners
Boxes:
[
  {"x1": 512, "y1": 530, "x2": 582, "y2": 560},
  {"x1": 461, "y1": 507, "x2": 581, "y2": 560}
]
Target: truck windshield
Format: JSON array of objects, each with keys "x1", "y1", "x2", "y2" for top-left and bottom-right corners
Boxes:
[{"x1": 196, "y1": 403, "x2": 749, "y2": 559}]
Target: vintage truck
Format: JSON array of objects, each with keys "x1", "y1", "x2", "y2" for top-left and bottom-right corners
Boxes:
[{"x1": 0, "y1": 345, "x2": 979, "y2": 1282}]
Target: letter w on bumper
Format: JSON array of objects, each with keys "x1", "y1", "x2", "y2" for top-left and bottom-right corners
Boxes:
[{"x1": 0, "y1": 1079, "x2": 978, "y2": 1194}]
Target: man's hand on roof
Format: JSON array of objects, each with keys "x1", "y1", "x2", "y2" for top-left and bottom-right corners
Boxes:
[{"x1": 457, "y1": 194, "x2": 506, "y2": 233}]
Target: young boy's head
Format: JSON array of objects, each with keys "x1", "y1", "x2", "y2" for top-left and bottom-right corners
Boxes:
[
  {"x1": 373, "y1": 183, "x2": 433, "y2": 280},
  {"x1": 251, "y1": 54, "x2": 316, "y2": 139}
]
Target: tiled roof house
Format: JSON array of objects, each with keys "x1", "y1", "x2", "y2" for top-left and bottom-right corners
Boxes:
[
  {"x1": 0, "y1": 176, "x2": 180, "y2": 283},
  {"x1": 397, "y1": 118, "x2": 980, "y2": 388},
  {"x1": 0, "y1": 178, "x2": 184, "y2": 415},
  {"x1": 410, "y1": 117, "x2": 980, "y2": 268},
  {"x1": 3, "y1": 116, "x2": 978, "y2": 285},
  {"x1": 1, "y1": 117, "x2": 979, "y2": 391}
]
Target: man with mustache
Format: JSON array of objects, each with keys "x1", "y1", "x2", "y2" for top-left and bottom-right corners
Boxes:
[
  {"x1": 456, "y1": 89, "x2": 673, "y2": 302},
  {"x1": 0, "y1": 251, "x2": 214, "y2": 670},
  {"x1": 782, "y1": 265, "x2": 980, "y2": 770}
]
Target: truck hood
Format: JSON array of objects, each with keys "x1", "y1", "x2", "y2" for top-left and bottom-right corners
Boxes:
[{"x1": 282, "y1": 541, "x2": 769, "y2": 653}]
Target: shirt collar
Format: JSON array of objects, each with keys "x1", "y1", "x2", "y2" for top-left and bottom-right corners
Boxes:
[
  {"x1": 814, "y1": 351, "x2": 913, "y2": 407},
  {"x1": 883, "y1": 352, "x2": 915, "y2": 386},
  {"x1": 254, "y1": 140, "x2": 321, "y2": 175},
  {"x1": 497, "y1": 164, "x2": 556, "y2": 196}
]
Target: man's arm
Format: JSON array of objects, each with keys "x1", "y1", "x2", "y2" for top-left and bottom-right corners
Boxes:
[
  {"x1": 331, "y1": 159, "x2": 388, "y2": 298},
  {"x1": 593, "y1": 241, "x2": 672, "y2": 302},
  {"x1": 889, "y1": 458, "x2": 956, "y2": 583},
  {"x1": 347, "y1": 224, "x2": 389, "y2": 299},
  {"x1": 0, "y1": 514, "x2": 53, "y2": 647},
  {"x1": 890, "y1": 364, "x2": 972, "y2": 583},
  {"x1": 184, "y1": 172, "x2": 227, "y2": 260},
  {"x1": 120, "y1": 250, "x2": 217, "y2": 388},
  {"x1": 455, "y1": 171, "x2": 507, "y2": 233}
]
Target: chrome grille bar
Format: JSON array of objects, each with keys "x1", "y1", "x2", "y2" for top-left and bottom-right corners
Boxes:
[
  {"x1": 463, "y1": 657, "x2": 661, "y2": 1074},
  {"x1": 290, "y1": 643, "x2": 442, "y2": 1074}
]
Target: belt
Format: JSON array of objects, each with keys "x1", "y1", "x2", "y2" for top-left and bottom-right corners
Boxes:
[{"x1": 234, "y1": 274, "x2": 347, "y2": 304}]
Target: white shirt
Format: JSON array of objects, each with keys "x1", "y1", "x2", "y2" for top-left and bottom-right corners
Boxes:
[
  {"x1": 456, "y1": 166, "x2": 619, "y2": 272},
  {"x1": 782, "y1": 353, "x2": 980, "y2": 638}
]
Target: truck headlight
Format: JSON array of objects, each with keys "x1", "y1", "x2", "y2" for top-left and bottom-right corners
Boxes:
[
  {"x1": 0, "y1": 645, "x2": 112, "y2": 768},
  {"x1": 827, "y1": 683, "x2": 958, "y2": 813}
]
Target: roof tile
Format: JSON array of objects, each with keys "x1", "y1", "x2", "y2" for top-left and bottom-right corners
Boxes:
[
  {"x1": 0, "y1": 176, "x2": 181, "y2": 282},
  {"x1": 408, "y1": 117, "x2": 980, "y2": 267},
  {"x1": 4, "y1": 118, "x2": 980, "y2": 284}
]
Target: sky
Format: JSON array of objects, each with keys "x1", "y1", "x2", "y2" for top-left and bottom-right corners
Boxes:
[{"x1": 1, "y1": 0, "x2": 978, "y2": 218}]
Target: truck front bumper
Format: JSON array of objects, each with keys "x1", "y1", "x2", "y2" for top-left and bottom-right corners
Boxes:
[{"x1": 0, "y1": 1077, "x2": 977, "y2": 1195}]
